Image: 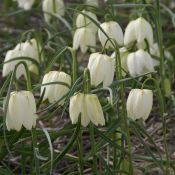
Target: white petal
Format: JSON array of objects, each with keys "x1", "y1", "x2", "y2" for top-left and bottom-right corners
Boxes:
[
  {"x1": 85, "y1": 94, "x2": 105, "y2": 126},
  {"x1": 21, "y1": 91, "x2": 37, "y2": 130},
  {"x1": 73, "y1": 28, "x2": 82, "y2": 50},
  {"x1": 42, "y1": 0, "x2": 64, "y2": 23},
  {"x1": 103, "y1": 55, "x2": 114, "y2": 87},
  {"x1": 69, "y1": 93, "x2": 83, "y2": 124},
  {"x1": 98, "y1": 21, "x2": 123, "y2": 49},
  {"x1": 124, "y1": 20, "x2": 136, "y2": 46},
  {"x1": 81, "y1": 96, "x2": 90, "y2": 127},
  {"x1": 7, "y1": 92, "x2": 23, "y2": 131},
  {"x1": 76, "y1": 10, "x2": 99, "y2": 32}
]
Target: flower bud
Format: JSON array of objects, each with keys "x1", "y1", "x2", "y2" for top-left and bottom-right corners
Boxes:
[
  {"x1": 76, "y1": 10, "x2": 99, "y2": 32},
  {"x1": 127, "y1": 49, "x2": 154, "y2": 77},
  {"x1": 126, "y1": 89, "x2": 153, "y2": 121},
  {"x1": 6, "y1": 91, "x2": 37, "y2": 131},
  {"x1": 87, "y1": 53, "x2": 114, "y2": 87},
  {"x1": 69, "y1": 93, "x2": 105, "y2": 127},
  {"x1": 124, "y1": 17, "x2": 153, "y2": 47},
  {"x1": 29, "y1": 64, "x2": 39, "y2": 75},
  {"x1": 41, "y1": 71, "x2": 71, "y2": 104},
  {"x1": 98, "y1": 21, "x2": 124, "y2": 49},
  {"x1": 42, "y1": 0, "x2": 64, "y2": 23},
  {"x1": 15, "y1": 0, "x2": 35, "y2": 10},
  {"x1": 73, "y1": 27, "x2": 96, "y2": 53}
]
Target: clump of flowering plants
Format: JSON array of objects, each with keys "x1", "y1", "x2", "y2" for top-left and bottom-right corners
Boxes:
[{"x1": 0, "y1": 0, "x2": 175, "y2": 174}]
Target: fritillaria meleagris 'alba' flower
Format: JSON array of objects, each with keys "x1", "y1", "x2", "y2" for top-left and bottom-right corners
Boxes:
[
  {"x1": 69, "y1": 93, "x2": 105, "y2": 127},
  {"x1": 2, "y1": 49, "x2": 26, "y2": 79},
  {"x1": 73, "y1": 27, "x2": 96, "y2": 53},
  {"x1": 2, "y1": 38, "x2": 41, "y2": 78},
  {"x1": 127, "y1": 49, "x2": 154, "y2": 77},
  {"x1": 76, "y1": 10, "x2": 99, "y2": 32},
  {"x1": 15, "y1": 0, "x2": 35, "y2": 10},
  {"x1": 124, "y1": 17, "x2": 153, "y2": 47},
  {"x1": 42, "y1": 0, "x2": 64, "y2": 23},
  {"x1": 15, "y1": 38, "x2": 41, "y2": 62},
  {"x1": 98, "y1": 21, "x2": 124, "y2": 49},
  {"x1": 41, "y1": 71, "x2": 71, "y2": 104},
  {"x1": 87, "y1": 53, "x2": 114, "y2": 87},
  {"x1": 6, "y1": 91, "x2": 37, "y2": 131},
  {"x1": 126, "y1": 89, "x2": 153, "y2": 121}
]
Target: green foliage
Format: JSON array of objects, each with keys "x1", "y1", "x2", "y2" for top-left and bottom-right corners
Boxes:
[{"x1": 0, "y1": 0, "x2": 175, "y2": 174}]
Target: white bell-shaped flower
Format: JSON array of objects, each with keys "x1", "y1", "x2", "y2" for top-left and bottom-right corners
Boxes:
[
  {"x1": 69, "y1": 93, "x2": 105, "y2": 127},
  {"x1": 42, "y1": 0, "x2": 64, "y2": 23},
  {"x1": 76, "y1": 10, "x2": 99, "y2": 32},
  {"x1": 98, "y1": 21, "x2": 124, "y2": 49},
  {"x1": 15, "y1": 0, "x2": 35, "y2": 10},
  {"x1": 73, "y1": 27, "x2": 96, "y2": 53},
  {"x1": 127, "y1": 49, "x2": 154, "y2": 77},
  {"x1": 3, "y1": 39, "x2": 41, "y2": 78},
  {"x1": 15, "y1": 38, "x2": 41, "y2": 62},
  {"x1": 126, "y1": 89, "x2": 153, "y2": 121},
  {"x1": 124, "y1": 17, "x2": 153, "y2": 47},
  {"x1": 6, "y1": 91, "x2": 37, "y2": 131},
  {"x1": 87, "y1": 53, "x2": 114, "y2": 87},
  {"x1": 41, "y1": 71, "x2": 71, "y2": 104},
  {"x1": 2, "y1": 49, "x2": 26, "y2": 79}
]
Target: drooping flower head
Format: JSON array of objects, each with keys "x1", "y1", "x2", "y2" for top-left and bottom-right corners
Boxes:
[
  {"x1": 6, "y1": 91, "x2": 37, "y2": 131},
  {"x1": 69, "y1": 93, "x2": 105, "y2": 127}
]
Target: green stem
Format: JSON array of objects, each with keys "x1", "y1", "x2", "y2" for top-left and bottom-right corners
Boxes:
[
  {"x1": 31, "y1": 128, "x2": 40, "y2": 175},
  {"x1": 112, "y1": 132, "x2": 117, "y2": 169},
  {"x1": 77, "y1": 129, "x2": 84, "y2": 175},
  {"x1": 107, "y1": 144, "x2": 110, "y2": 165},
  {"x1": 21, "y1": 143, "x2": 26, "y2": 175},
  {"x1": 155, "y1": 0, "x2": 165, "y2": 96},
  {"x1": 67, "y1": 47, "x2": 77, "y2": 84},
  {"x1": 89, "y1": 123, "x2": 97, "y2": 174},
  {"x1": 14, "y1": 62, "x2": 40, "y2": 174},
  {"x1": 14, "y1": 61, "x2": 32, "y2": 91},
  {"x1": 83, "y1": 68, "x2": 91, "y2": 94},
  {"x1": 113, "y1": 50, "x2": 119, "y2": 169},
  {"x1": 68, "y1": 47, "x2": 83, "y2": 174},
  {"x1": 0, "y1": 73, "x2": 11, "y2": 97},
  {"x1": 142, "y1": 77, "x2": 169, "y2": 174},
  {"x1": 135, "y1": 155, "x2": 174, "y2": 164},
  {"x1": 14, "y1": 78, "x2": 19, "y2": 91},
  {"x1": 115, "y1": 47, "x2": 133, "y2": 174},
  {"x1": 83, "y1": 68, "x2": 97, "y2": 174}
]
